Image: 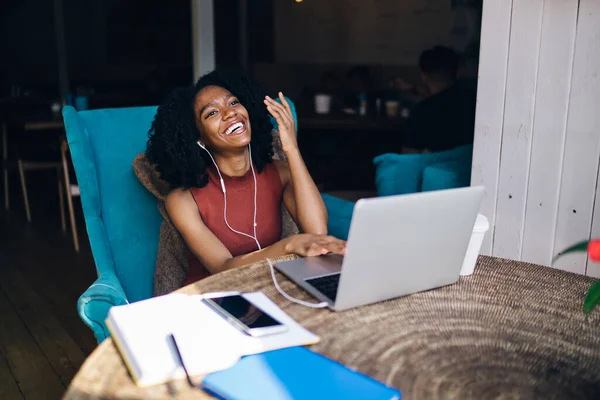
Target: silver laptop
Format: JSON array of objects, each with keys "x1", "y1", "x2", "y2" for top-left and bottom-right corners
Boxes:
[{"x1": 275, "y1": 186, "x2": 485, "y2": 311}]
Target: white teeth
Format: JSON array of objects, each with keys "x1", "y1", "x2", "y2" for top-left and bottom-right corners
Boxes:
[{"x1": 225, "y1": 122, "x2": 243, "y2": 135}]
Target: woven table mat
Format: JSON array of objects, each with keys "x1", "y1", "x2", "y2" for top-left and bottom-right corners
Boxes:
[{"x1": 64, "y1": 255, "x2": 600, "y2": 399}]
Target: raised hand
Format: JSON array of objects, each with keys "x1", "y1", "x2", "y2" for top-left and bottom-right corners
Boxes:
[{"x1": 264, "y1": 92, "x2": 298, "y2": 154}]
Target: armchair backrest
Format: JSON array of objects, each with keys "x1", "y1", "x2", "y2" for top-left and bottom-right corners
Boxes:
[{"x1": 63, "y1": 106, "x2": 162, "y2": 302}]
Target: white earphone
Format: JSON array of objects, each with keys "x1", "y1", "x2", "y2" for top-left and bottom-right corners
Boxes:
[
  {"x1": 196, "y1": 141, "x2": 328, "y2": 309},
  {"x1": 197, "y1": 141, "x2": 260, "y2": 250}
]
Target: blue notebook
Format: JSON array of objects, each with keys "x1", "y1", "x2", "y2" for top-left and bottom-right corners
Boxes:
[{"x1": 202, "y1": 346, "x2": 401, "y2": 400}]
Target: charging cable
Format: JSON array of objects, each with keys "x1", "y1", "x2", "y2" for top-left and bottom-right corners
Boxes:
[{"x1": 266, "y1": 258, "x2": 329, "y2": 308}]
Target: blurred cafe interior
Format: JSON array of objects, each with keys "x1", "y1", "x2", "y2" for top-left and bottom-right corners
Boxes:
[
  {"x1": 1, "y1": 0, "x2": 482, "y2": 194},
  {"x1": 0, "y1": 0, "x2": 482, "y2": 394}
]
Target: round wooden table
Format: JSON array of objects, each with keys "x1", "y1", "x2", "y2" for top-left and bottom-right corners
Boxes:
[{"x1": 64, "y1": 256, "x2": 600, "y2": 400}]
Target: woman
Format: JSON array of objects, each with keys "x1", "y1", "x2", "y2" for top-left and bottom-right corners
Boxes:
[{"x1": 146, "y1": 70, "x2": 346, "y2": 286}]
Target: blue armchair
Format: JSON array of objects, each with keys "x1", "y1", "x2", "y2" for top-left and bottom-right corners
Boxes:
[
  {"x1": 63, "y1": 106, "x2": 162, "y2": 342},
  {"x1": 63, "y1": 98, "x2": 298, "y2": 343},
  {"x1": 323, "y1": 145, "x2": 473, "y2": 240}
]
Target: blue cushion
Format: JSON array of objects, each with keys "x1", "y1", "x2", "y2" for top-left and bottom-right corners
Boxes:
[
  {"x1": 373, "y1": 145, "x2": 473, "y2": 196},
  {"x1": 322, "y1": 194, "x2": 355, "y2": 241},
  {"x1": 373, "y1": 153, "x2": 425, "y2": 196},
  {"x1": 422, "y1": 160, "x2": 472, "y2": 192}
]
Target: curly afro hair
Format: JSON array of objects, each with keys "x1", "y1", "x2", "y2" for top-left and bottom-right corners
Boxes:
[{"x1": 146, "y1": 69, "x2": 274, "y2": 190}]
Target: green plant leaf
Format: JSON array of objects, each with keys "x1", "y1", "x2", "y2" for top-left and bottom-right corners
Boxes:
[
  {"x1": 552, "y1": 240, "x2": 589, "y2": 264},
  {"x1": 584, "y1": 280, "x2": 600, "y2": 313}
]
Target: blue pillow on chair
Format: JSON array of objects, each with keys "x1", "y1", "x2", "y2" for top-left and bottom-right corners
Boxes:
[
  {"x1": 373, "y1": 145, "x2": 473, "y2": 196},
  {"x1": 373, "y1": 153, "x2": 426, "y2": 196},
  {"x1": 422, "y1": 159, "x2": 472, "y2": 192}
]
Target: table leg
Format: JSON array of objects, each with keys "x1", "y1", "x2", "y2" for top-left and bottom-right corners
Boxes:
[
  {"x1": 57, "y1": 167, "x2": 66, "y2": 232},
  {"x1": 17, "y1": 160, "x2": 31, "y2": 222}
]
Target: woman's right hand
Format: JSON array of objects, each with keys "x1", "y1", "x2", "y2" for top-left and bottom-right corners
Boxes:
[{"x1": 284, "y1": 234, "x2": 347, "y2": 257}]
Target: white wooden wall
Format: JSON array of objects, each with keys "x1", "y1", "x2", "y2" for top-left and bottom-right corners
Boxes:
[
  {"x1": 471, "y1": 0, "x2": 600, "y2": 277},
  {"x1": 473, "y1": 0, "x2": 600, "y2": 277}
]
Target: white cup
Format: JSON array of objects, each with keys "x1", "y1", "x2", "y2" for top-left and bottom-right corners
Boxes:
[
  {"x1": 315, "y1": 94, "x2": 332, "y2": 114},
  {"x1": 460, "y1": 214, "x2": 490, "y2": 276},
  {"x1": 385, "y1": 100, "x2": 399, "y2": 118}
]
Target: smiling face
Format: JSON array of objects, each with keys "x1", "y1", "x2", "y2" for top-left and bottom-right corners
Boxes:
[{"x1": 193, "y1": 85, "x2": 251, "y2": 152}]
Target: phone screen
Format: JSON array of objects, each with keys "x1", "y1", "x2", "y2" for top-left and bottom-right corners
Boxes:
[{"x1": 206, "y1": 295, "x2": 283, "y2": 329}]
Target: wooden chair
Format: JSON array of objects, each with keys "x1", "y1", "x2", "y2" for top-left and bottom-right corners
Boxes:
[
  {"x1": 2, "y1": 122, "x2": 80, "y2": 251},
  {"x1": 16, "y1": 157, "x2": 65, "y2": 226}
]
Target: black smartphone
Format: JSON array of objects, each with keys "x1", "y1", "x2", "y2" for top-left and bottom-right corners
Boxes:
[{"x1": 203, "y1": 294, "x2": 288, "y2": 337}]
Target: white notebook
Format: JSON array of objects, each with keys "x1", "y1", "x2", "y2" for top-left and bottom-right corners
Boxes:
[{"x1": 105, "y1": 292, "x2": 320, "y2": 387}]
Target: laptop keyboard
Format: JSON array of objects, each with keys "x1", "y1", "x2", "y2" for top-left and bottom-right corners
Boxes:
[{"x1": 304, "y1": 273, "x2": 341, "y2": 302}]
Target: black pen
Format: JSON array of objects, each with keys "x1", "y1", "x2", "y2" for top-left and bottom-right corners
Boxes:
[{"x1": 169, "y1": 333, "x2": 195, "y2": 387}]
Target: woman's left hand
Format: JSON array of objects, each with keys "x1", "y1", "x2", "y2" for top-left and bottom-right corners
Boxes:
[{"x1": 265, "y1": 92, "x2": 298, "y2": 153}]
